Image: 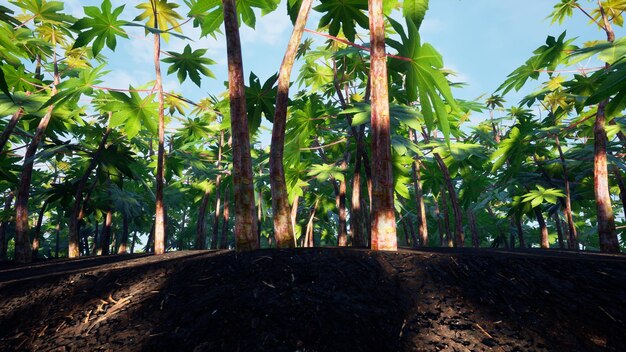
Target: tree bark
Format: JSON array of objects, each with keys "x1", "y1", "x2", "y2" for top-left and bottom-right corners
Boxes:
[
  {"x1": 93, "y1": 220, "x2": 99, "y2": 255},
  {"x1": 337, "y1": 161, "x2": 348, "y2": 246},
  {"x1": 440, "y1": 187, "x2": 452, "y2": 248},
  {"x1": 410, "y1": 130, "x2": 428, "y2": 247},
  {"x1": 304, "y1": 199, "x2": 318, "y2": 248},
  {"x1": 368, "y1": 0, "x2": 396, "y2": 250},
  {"x1": 555, "y1": 135, "x2": 578, "y2": 250},
  {"x1": 101, "y1": 208, "x2": 113, "y2": 255},
  {"x1": 515, "y1": 214, "x2": 526, "y2": 249},
  {"x1": 220, "y1": 187, "x2": 230, "y2": 249},
  {"x1": 0, "y1": 108, "x2": 23, "y2": 153},
  {"x1": 196, "y1": 188, "x2": 211, "y2": 250},
  {"x1": 118, "y1": 213, "x2": 129, "y2": 254},
  {"x1": 69, "y1": 125, "x2": 111, "y2": 258},
  {"x1": 0, "y1": 192, "x2": 14, "y2": 260},
  {"x1": 433, "y1": 153, "x2": 464, "y2": 247},
  {"x1": 534, "y1": 207, "x2": 549, "y2": 249},
  {"x1": 269, "y1": 0, "x2": 313, "y2": 248},
  {"x1": 54, "y1": 221, "x2": 60, "y2": 258},
  {"x1": 222, "y1": 0, "x2": 258, "y2": 251},
  {"x1": 350, "y1": 151, "x2": 366, "y2": 246},
  {"x1": 434, "y1": 194, "x2": 444, "y2": 246},
  {"x1": 31, "y1": 200, "x2": 49, "y2": 258},
  {"x1": 553, "y1": 213, "x2": 565, "y2": 249},
  {"x1": 467, "y1": 208, "x2": 479, "y2": 248},
  {"x1": 594, "y1": 4, "x2": 619, "y2": 253},
  {"x1": 211, "y1": 131, "x2": 224, "y2": 250},
  {"x1": 290, "y1": 195, "x2": 300, "y2": 247},
  {"x1": 153, "y1": 11, "x2": 166, "y2": 256}
]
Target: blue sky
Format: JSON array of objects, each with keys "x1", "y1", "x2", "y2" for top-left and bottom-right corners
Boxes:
[{"x1": 10, "y1": 1, "x2": 626, "y2": 124}]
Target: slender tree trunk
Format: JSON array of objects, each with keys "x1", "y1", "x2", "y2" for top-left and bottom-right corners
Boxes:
[
  {"x1": 595, "y1": 4, "x2": 619, "y2": 253},
  {"x1": 433, "y1": 153, "x2": 464, "y2": 247},
  {"x1": 101, "y1": 208, "x2": 113, "y2": 255},
  {"x1": 257, "y1": 163, "x2": 263, "y2": 244},
  {"x1": 553, "y1": 213, "x2": 565, "y2": 249},
  {"x1": 93, "y1": 220, "x2": 99, "y2": 255},
  {"x1": 434, "y1": 194, "x2": 444, "y2": 246},
  {"x1": 408, "y1": 215, "x2": 418, "y2": 248},
  {"x1": 211, "y1": 132, "x2": 224, "y2": 250},
  {"x1": 0, "y1": 109, "x2": 24, "y2": 152},
  {"x1": 223, "y1": 0, "x2": 258, "y2": 251},
  {"x1": 350, "y1": 151, "x2": 366, "y2": 246},
  {"x1": 401, "y1": 217, "x2": 410, "y2": 247},
  {"x1": 118, "y1": 213, "x2": 129, "y2": 254},
  {"x1": 369, "y1": 0, "x2": 396, "y2": 250},
  {"x1": 178, "y1": 202, "x2": 188, "y2": 250},
  {"x1": 487, "y1": 205, "x2": 508, "y2": 248},
  {"x1": 613, "y1": 167, "x2": 626, "y2": 221},
  {"x1": 220, "y1": 187, "x2": 230, "y2": 249},
  {"x1": 153, "y1": 11, "x2": 166, "y2": 256},
  {"x1": 55, "y1": 222, "x2": 60, "y2": 258},
  {"x1": 534, "y1": 207, "x2": 549, "y2": 249},
  {"x1": 146, "y1": 223, "x2": 155, "y2": 253},
  {"x1": 515, "y1": 214, "x2": 526, "y2": 249},
  {"x1": 196, "y1": 188, "x2": 211, "y2": 250},
  {"x1": 270, "y1": 0, "x2": 313, "y2": 248},
  {"x1": 410, "y1": 129, "x2": 428, "y2": 247},
  {"x1": 290, "y1": 195, "x2": 300, "y2": 247},
  {"x1": 130, "y1": 231, "x2": 137, "y2": 254},
  {"x1": 337, "y1": 161, "x2": 348, "y2": 246},
  {"x1": 0, "y1": 192, "x2": 14, "y2": 260},
  {"x1": 69, "y1": 125, "x2": 111, "y2": 258},
  {"x1": 555, "y1": 135, "x2": 578, "y2": 250},
  {"x1": 467, "y1": 208, "x2": 479, "y2": 248},
  {"x1": 31, "y1": 200, "x2": 49, "y2": 258},
  {"x1": 14, "y1": 33, "x2": 60, "y2": 263},
  {"x1": 440, "y1": 187, "x2": 452, "y2": 247},
  {"x1": 304, "y1": 199, "x2": 318, "y2": 248}
]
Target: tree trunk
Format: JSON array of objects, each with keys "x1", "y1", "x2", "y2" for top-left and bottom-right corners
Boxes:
[
  {"x1": 407, "y1": 215, "x2": 418, "y2": 248},
  {"x1": 555, "y1": 135, "x2": 578, "y2": 250},
  {"x1": 467, "y1": 208, "x2": 479, "y2": 248},
  {"x1": 337, "y1": 161, "x2": 348, "y2": 246},
  {"x1": 196, "y1": 188, "x2": 211, "y2": 250},
  {"x1": 409, "y1": 130, "x2": 428, "y2": 247},
  {"x1": 433, "y1": 153, "x2": 464, "y2": 247},
  {"x1": 118, "y1": 213, "x2": 129, "y2": 254},
  {"x1": 222, "y1": 0, "x2": 258, "y2": 251},
  {"x1": 211, "y1": 131, "x2": 224, "y2": 250},
  {"x1": 0, "y1": 108, "x2": 23, "y2": 152},
  {"x1": 220, "y1": 187, "x2": 230, "y2": 249},
  {"x1": 14, "y1": 34, "x2": 61, "y2": 263},
  {"x1": 153, "y1": 11, "x2": 167, "y2": 256},
  {"x1": 553, "y1": 213, "x2": 565, "y2": 250},
  {"x1": 515, "y1": 214, "x2": 525, "y2": 249},
  {"x1": 304, "y1": 199, "x2": 318, "y2": 248},
  {"x1": 401, "y1": 217, "x2": 410, "y2": 247},
  {"x1": 69, "y1": 125, "x2": 111, "y2": 258},
  {"x1": 368, "y1": 0, "x2": 396, "y2": 251},
  {"x1": 55, "y1": 222, "x2": 60, "y2": 258},
  {"x1": 269, "y1": 0, "x2": 313, "y2": 249},
  {"x1": 130, "y1": 231, "x2": 137, "y2": 254},
  {"x1": 440, "y1": 187, "x2": 452, "y2": 247},
  {"x1": 93, "y1": 220, "x2": 99, "y2": 255},
  {"x1": 0, "y1": 192, "x2": 14, "y2": 260},
  {"x1": 434, "y1": 194, "x2": 444, "y2": 246},
  {"x1": 257, "y1": 163, "x2": 263, "y2": 244},
  {"x1": 350, "y1": 151, "x2": 366, "y2": 247},
  {"x1": 594, "y1": 5, "x2": 619, "y2": 253},
  {"x1": 613, "y1": 167, "x2": 626, "y2": 225},
  {"x1": 534, "y1": 207, "x2": 549, "y2": 249},
  {"x1": 31, "y1": 200, "x2": 49, "y2": 258},
  {"x1": 290, "y1": 195, "x2": 300, "y2": 247},
  {"x1": 101, "y1": 208, "x2": 113, "y2": 255}
]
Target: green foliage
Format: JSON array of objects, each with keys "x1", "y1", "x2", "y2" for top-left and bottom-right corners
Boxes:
[
  {"x1": 522, "y1": 185, "x2": 565, "y2": 208},
  {"x1": 71, "y1": 0, "x2": 128, "y2": 56},
  {"x1": 134, "y1": 0, "x2": 183, "y2": 41},
  {"x1": 403, "y1": 0, "x2": 429, "y2": 29},
  {"x1": 106, "y1": 87, "x2": 159, "y2": 139},
  {"x1": 245, "y1": 72, "x2": 278, "y2": 134},
  {"x1": 162, "y1": 44, "x2": 216, "y2": 87},
  {"x1": 314, "y1": 0, "x2": 369, "y2": 42}
]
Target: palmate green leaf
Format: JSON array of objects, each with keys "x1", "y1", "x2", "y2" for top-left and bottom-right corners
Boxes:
[
  {"x1": 245, "y1": 72, "x2": 278, "y2": 134},
  {"x1": 0, "y1": 5, "x2": 19, "y2": 27},
  {"x1": 39, "y1": 65, "x2": 106, "y2": 110},
  {"x1": 307, "y1": 163, "x2": 345, "y2": 182},
  {"x1": 522, "y1": 185, "x2": 565, "y2": 208},
  {"x1": 10, "y1": 0, "x2": 75, "y2": 25},
  {"x1": 387, "y1": 18, "x2": 458, "y2": 143},
  {"x1": 162, "y1": 44, "x2": 216, "y2": 87},
  {"x1": 71, "y1": 0, "x2": 128, "y2": 56},
  {"x1": 314, "y1": 0, "x2": 369, "y2": 42},
  {"x1": 105, "y1": 86, "x2": 158, "y2": 139},
  {"x1": 548, "y1": 0, "x2": 577, "y2": 24},
  {"x1": 569, "y1": 37, "x2": 626, "y2": 65},
  {"x1": 497, "y1": 32, "x2": 576, "y2": 95},
  {"x1": 591, "y1": 0, "x2": 626, "y2": 28},
  {"x1": 403, "y1": 0, "x2": 429, "y2": 29},
  {"x1": 134, "y1": 0, "x2": 183, "y2": 42},
  {"x1": 188, "y1": 0, "x2": 279, "y2": 31}
]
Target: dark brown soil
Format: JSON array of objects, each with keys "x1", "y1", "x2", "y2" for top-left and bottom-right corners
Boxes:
[{"x1": 1, "y1": 248, "x2": 625, "y2": 351}]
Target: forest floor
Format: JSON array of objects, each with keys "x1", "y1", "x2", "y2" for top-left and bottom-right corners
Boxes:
[{"x1": 0, "y1": 248, "x2": 625, "y2": 351}]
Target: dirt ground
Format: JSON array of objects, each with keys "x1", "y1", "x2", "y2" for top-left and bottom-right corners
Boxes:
[{"x1": 0, "y1": 247, "x2": 625, "y2": 351}]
